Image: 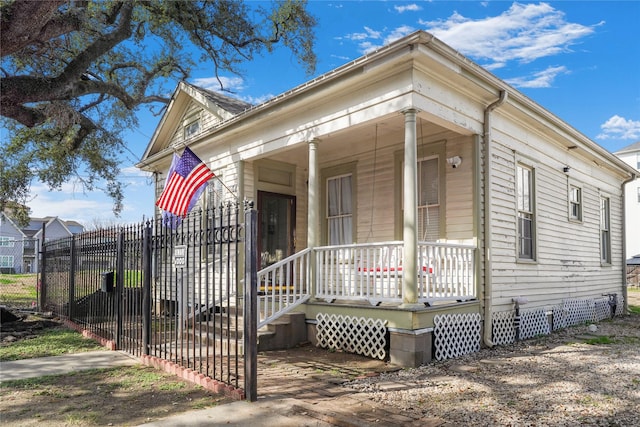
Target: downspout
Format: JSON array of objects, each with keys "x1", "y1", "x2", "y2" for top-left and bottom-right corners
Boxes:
[
  {"x1": 482, "y1": 90, "x2": 508, "y2": 347},
  {"x1": 621, "y1": 172, "x2": 637, "y2": 314}
]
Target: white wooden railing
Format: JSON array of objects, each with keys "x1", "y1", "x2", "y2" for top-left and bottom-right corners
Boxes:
[
  {"x1": 315, "y1": 241, "x2": 476, "y2": 305},
  {"x1": 256, "y1": 241, "x2": 476, "y2": 326},
  {"x1": 257, "y1": 248, "x2": 311, "y2": 328}
]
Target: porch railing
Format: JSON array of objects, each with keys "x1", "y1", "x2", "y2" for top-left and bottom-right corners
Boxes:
[
  {"x1": 257, "y1": 248, "x2": 311, "y2": 328},
  {"x1": 315, "y1": 241, "x2": 476, "y2": 305}
]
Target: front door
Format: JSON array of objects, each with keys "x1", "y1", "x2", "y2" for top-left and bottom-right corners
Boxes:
[{"x1": 257, "y1": 191, "x2": 296, "y2": 269}]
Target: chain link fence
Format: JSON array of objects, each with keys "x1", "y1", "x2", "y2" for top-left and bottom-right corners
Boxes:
[{"x1": 0, "y1": 238, "x2": 40, "y2": 310}]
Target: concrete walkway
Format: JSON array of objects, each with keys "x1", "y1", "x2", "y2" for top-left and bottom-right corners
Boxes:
[
  {"x1": 0, "y1": 350, "x2": 138, "y2": 381},
  {"x1": 0, "y1": 347, "x2": 444, "y2": 426}
]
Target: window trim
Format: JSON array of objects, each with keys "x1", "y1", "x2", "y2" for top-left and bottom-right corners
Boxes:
[
  {"x1": 568, "y1": 183, "x2": 583, "y2": 222},
  {"x1": 183, "y1": 118, "x2": 201, "y2": 140},
  {"x1": 320, "y1": 162, "x2": 357, "y2": 245},
  {"x1": 0, "y1": 237, "x2": 15, "y2": 247},
  {"x1": 393, "y1": 140, "x2": 447, "y2": 241},
  {"x1": 600, "y1": 195, "x2": 611, "y2": 265},
  {"x1": 516, "y1": 162, "x2": 536, "y2": 262}
]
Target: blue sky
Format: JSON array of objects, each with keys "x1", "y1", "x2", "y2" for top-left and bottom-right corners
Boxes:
[{"x1": 27, "y1": 1, "x2": 640, "y2": 227}]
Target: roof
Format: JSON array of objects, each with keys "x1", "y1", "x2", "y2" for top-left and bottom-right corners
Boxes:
[
  {"x1": 181, "y1": 81, "x2": 252, "y2": 115},
  {"x1": 0, "y1": 212, "x2": 28, "y2": 238},
  {"x1": 138, "y1": 30, "x2": 638, "y2": 179},
  {"x1": 615, "y1": 141, "x2": 640, "y2": 155},
  {"x1": 628, "y1": 255, "x2": 640, "y2": 266}
]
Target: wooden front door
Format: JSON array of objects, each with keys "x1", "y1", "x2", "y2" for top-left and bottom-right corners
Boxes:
[{"x1": 257, "y1": 191, "x2": 296, "y2": 269}]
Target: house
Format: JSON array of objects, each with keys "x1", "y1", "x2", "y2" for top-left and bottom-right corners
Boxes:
[
  {"x1": 0, "y1": 214, "x2": 85, "y2": 273},
  {"x1": 0, "y1": 212, "x2": 30, "y2": 273},
  {"x1": 138, "y1": 31, "x2": 637, "y2": 367},
  {"x1": 614, "y1": 141, "x2": 640, "y2": 258}
]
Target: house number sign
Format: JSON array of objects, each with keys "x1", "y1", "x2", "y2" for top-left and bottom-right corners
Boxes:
[{"x1": 174, "y1": 245, "x2": 187, "y2": 267}]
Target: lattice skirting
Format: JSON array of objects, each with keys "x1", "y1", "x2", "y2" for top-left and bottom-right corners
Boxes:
[
  {"x1": 492, "y1": 310, "x2": 515, "y2": 346},
  {"x1": 315, "y1": 313, "x2": 387, "y2": 360},
  {"x1": 434, "y1": 313, "x2": 481, "y2": 361},
  {"x1": 519, "y1": 308, "x2": 550, "y2": 340},
  {"x1": 552, "y1": 295, "x2": 625, "y2": 331}
]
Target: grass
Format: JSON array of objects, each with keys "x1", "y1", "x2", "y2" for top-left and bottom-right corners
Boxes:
[
  {"x1": 0, "y1": 327, "x2": 103, "y2": 361},
  {"x1": 0, "y1": 273, "x2": 37, "y2": 308},
  {"x1": 584, "y1": 335, "x2": 615, "y2": 345},
  {"x1": 0, "y1": 365, "x2": 226, "y2": 426},
  {"x1": 628, "y1": 286, "x2": 640, "y2": 314}
]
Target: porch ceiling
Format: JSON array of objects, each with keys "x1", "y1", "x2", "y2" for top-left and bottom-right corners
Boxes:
[{"x1": 268, "y1": 113, "x2": 453, "y2": 163}]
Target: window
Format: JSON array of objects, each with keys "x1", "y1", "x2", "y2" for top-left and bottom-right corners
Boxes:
[
  {"x1": 0, "y1": 255, "x2": 13, "y2": 268},
  {"x1": 636, "y1": 153, "x2": 640, "y2": 170},
  {"x1": 0, "y1": 237, "x2": 14, "y2": 247},
  {"x1": 418, "y1": 157, "x2": 440, "y2": 241},
  {"x1": 517, "y1": 164, "x2": 535, "y2": 260},
  {"x1": 207, "y1": 176, "x2": 223, "y2": 209},
  {"x1": 327, "y1": 174, "x2": 353, "y2": 245},
  {"x1": 637, "y1": 187, "x2": 640, "y2": 204},
  {"x1": 184, "y1": 119, "x2": 200, "y2": 139},
  {"x1": 569, "y1": 185, "x2": 582, "y2": 221},
  {"x1": 600, "y1": 197, "x2": 611, "y2": 264}
]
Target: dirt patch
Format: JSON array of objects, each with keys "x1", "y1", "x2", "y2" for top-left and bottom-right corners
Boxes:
[{"x1": 0, "y1": 365, "x2": 234, "y2": 427}]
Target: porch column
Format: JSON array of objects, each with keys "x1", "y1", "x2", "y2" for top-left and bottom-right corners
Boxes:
[
  {"x1": 401, "y1": 109, "x2": 421, "y2": 308},
  {"x1": 307, "y1": 139, "x2": 320, "y2": 297}
]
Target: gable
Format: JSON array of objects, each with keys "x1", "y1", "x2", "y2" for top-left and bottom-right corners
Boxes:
[
  {"x1": 0, "y1": 213, "x2": 26, "y2": 239},
  {"x1": 141, "y1": 82, "x2": 252, "y2": 161}
]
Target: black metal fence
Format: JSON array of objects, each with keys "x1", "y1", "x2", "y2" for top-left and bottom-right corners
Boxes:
[{"x1": 41, "y1": 203, "x2": 252, "y2": 395}]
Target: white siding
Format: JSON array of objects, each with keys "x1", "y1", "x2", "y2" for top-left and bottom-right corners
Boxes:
[{"x1": 489, "y1": 119, "x2": 626, "y2": 311}]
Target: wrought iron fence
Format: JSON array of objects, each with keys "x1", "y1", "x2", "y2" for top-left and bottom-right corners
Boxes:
[{"x1": 41, "y1": 203, "x2": 250, "y2": 394}]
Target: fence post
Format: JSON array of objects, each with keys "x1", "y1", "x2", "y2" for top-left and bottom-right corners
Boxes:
[
  {"x1": 116, "y1": 229, "x2": 125, "y2": 349},
  {"x1": 38, "y1": 223, "x2": 46, "y2": 311},
  {"x1": 68, "y1": 236, "x2": 76, "y2": 320},
  {"x1": 243, "y1": 202, "x2": 258, "y2": 402},
  {"x1": 142, "y1": 221, "x2": 152, "y2": 355}
]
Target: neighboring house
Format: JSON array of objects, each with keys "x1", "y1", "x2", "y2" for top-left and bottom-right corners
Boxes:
[
  {"x1": 0, "y1": 212, "x2": 30, "y2": 273},
  {"x1": 0, "y1": 215, "x2": 85, "y2": 273},
  {"x1": 614, "y1": 141, "x2": 640, "y2": 258},
  {"x1": 138, "y1": 31, "x2": 637, "y2": 367}
]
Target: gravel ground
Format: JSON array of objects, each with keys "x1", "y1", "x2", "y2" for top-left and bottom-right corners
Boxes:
[{"x1": 346, "y1": 308, "x2": 640, "y2": 426}]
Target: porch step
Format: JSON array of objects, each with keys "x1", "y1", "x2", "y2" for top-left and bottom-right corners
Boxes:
[{"x1": 257, "y1": 311, "x2": 307, "y2": 352}]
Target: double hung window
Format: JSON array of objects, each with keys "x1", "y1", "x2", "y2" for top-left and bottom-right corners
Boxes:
[
  {"x1": 600, "y1": 197, "x2": 611, "y2": 264},
  {"x1": 569, "y1": 185, "x2": 582, "y2": 221},
  {"x1": 417, "y1": 157, "x2": 440, "y2": 241},
  {"x1": 327, "y1": 174, "x2": 353, "y2": 245},
  {"x1": 517, "y1": 164, "x2": 535, "y2": 260}
]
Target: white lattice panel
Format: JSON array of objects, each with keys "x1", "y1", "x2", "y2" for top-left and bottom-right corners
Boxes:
[
  {"x1": 552, "y1": 305, "x2": 568, "y2": 331},
  {"x1": 615, "y1": 294, "x2": 625, "y2": 316},
  {"x1": 563, "y1": 298, "x2": 595, "y2": 326},
  {"x1": 594, "y1": 298, "x2": 610, "y2": 322},
  {"x1": 434, "y1": 313, "x2": 481, "y2": 361},
  {"x1": 492, "y1": 311, "x2": 515, "y2": 346},
  {"x1": 519, "y1": 308, "x2": 550, "y2": 340},
  {"x1": 315, "y1": 313, "x2": 387, "y2": 360}
]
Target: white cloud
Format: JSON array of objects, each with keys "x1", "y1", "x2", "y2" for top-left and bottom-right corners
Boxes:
[
  {"x1": 418, "y1": 3, "x2": 597, "y2": 69},
  {"x1": 192, "y1": 76, "x2": 246, "y2": 92},
  {"x1": 345, "y1": 26, "x2": 382, "y2": 42},
  {"x1": 596, "y1": 115, "x2": 640, "y2": 140},
  {"x1": 505, "y1": 65, "x2": 569, "y2": 88},
  {"x1": 394, "y1": 4, "x2": 422, "y2": 13},
  {"x1": 358, "y1": 25, "x2": 416, "y2": 54}
]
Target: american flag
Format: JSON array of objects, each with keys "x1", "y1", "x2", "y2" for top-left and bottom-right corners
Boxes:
[{"x1": 156, "y1": 147, "x2": 214, "y2": 218}]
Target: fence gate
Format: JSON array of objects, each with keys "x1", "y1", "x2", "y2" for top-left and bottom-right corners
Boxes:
[{"x1": 41, "y1": 203, "x2": 253, "y2": 396}]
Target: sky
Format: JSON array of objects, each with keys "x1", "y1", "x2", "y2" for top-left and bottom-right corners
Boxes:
[{"x1": 26, "y1": 1, "x2": 640, "y2": 227}]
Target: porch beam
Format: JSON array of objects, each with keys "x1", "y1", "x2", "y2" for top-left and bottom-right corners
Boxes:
[{"x1": 401, "y1": 109, "x2": 421, "y2": 308}]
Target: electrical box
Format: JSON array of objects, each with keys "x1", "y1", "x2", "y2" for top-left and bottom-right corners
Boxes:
[{"x1": 101, "y1": 271, "x2": 114, "y2": 293}]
